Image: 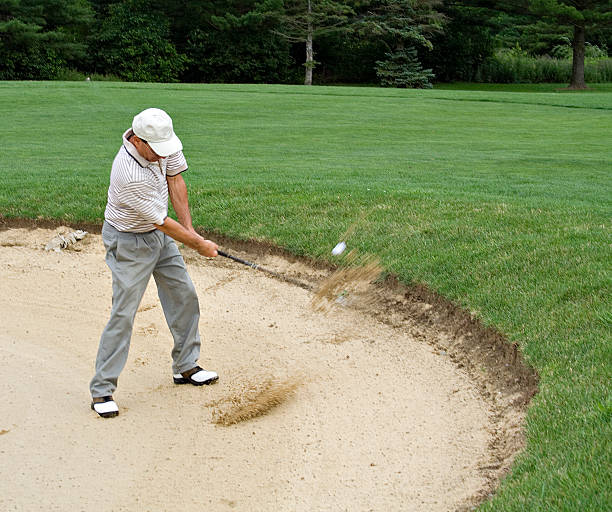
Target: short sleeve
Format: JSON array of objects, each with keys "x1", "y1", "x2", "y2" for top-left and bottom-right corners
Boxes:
[{"x1": 166, "y1": 150, "x2": 188, "y2": 177}]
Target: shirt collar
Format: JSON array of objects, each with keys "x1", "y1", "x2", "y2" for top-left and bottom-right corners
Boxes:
[{"x1": 122, "y1": 128, "x2": 154, "y2": 168}]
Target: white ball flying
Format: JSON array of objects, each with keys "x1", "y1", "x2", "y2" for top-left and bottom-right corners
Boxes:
[{"x1": 332, "y1": 241, "x2": 346, "y2": 256}]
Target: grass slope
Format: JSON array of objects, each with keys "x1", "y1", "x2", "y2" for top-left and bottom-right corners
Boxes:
[{"x1": 1, "y1": 81, "x2": 610, "y2": 510}]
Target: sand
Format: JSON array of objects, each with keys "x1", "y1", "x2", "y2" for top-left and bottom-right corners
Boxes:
[{"x1": 0, "y1": 226, "x2": 498, "y2": 511}]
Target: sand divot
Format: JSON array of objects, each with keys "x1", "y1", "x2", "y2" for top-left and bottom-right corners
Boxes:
[
  {"x1": 135, "y1": 323, "x2": 159, "y2": 336},
  {"x1": 137, "y1": 303, "x2": 158, "y2": 312},
  {"x1": 207, "y1": 370, "x2": 302, "y2": 426}
]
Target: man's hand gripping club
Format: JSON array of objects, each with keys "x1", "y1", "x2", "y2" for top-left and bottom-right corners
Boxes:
[{"x1": 155, "y1": 217, "x2": 218, "y2": 257}]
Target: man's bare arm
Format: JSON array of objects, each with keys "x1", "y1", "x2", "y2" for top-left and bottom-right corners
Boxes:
[
  {"x1": 167, "y1": 174, "x2": 194, "y2": 231},
  {"x1": 155, "y1": 217, "x2": 218, "y2": 258}
]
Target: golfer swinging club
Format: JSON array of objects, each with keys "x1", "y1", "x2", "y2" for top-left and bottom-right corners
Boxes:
[{"x1": 90, "y1": 108, "x2": 219, "y2": 418}]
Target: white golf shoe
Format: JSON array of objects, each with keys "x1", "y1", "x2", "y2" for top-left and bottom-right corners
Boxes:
[{"x1": 173, "y1": 366, "x2": 219, "y2": 386}]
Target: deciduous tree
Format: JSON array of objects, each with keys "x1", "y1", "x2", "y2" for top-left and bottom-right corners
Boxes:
[
  {"x1": 261, "y1": 0, "x2": 354, "y2": 85},
  {"x1": 184, "y1": 0, "x2": 296, "y2": 83},
  {"x1": 92, "y1": 0, "x2": 186, "y2": 82}
]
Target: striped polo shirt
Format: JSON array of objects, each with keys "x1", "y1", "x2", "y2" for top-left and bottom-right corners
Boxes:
[{"x1": 104, "y1": 129, "x2": 188, "y2": 232}]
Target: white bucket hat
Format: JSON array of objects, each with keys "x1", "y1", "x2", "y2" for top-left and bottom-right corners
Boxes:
[{"x1": 132, "y1": 108, "x2": 183, "y2": 157}]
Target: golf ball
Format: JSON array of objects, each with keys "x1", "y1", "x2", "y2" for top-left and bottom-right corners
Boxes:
[{"x1": 332, "y1": 241, "x2": 346, "y2": 256}]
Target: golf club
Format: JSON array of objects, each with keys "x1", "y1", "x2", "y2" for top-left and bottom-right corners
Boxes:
[{"x1": 217, "y1": 250, "x2": 312, "y2": 290}]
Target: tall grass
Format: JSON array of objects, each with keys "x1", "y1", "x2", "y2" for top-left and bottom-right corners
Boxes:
[{"x1": 478, "y1": 52, "x2": 612, "y2": 84}]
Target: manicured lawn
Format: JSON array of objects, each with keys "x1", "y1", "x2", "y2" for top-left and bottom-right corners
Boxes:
[
  {"x1": 435, "y1": 82, "x2": 612, "y2": 93},
  {"x1": 1, "y1": 81, "x2": 610, "y2": 510}
]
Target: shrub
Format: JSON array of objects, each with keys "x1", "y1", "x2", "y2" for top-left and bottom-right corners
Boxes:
[
  {"x1": 92, "y1": 0, "x2": 186, "y2": 83},
  {"x1": 585, "y1": 58, "x2": 612, "y2": 83},
  {"x1": 552, "y1": 41, "x2": 608, "y2": 60},
  {"x1": 0, "y1": 41, "x2": 65, "y2": 80},
  {"x1": 376, "y1": 48, "x2": 434, "y2": 89}
]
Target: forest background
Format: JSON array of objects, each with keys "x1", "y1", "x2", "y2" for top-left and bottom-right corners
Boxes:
[{"x1": 1, "y1": 1, "x2": 611, "y2": 88}]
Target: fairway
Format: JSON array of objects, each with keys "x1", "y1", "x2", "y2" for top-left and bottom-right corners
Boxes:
[{"x1": 1, "y1": 82, "x2": 611, "y2": 510}]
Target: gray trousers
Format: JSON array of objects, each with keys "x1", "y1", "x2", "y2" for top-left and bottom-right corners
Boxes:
[{"x1": 90, "y1": 221, "x2": 201, "y2": 398}]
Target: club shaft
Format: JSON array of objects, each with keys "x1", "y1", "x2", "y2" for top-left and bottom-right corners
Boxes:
[
  {"x1": 217, "y1": 250, "x2": 260, "y2": 269},
  {"x1": 216, "y1": 250, "x2": 312, "y2": 291}
]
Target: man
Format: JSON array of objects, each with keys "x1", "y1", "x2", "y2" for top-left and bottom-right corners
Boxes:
[{"x1": 90, "y1": 108, "x2": 219, "y2": 419}]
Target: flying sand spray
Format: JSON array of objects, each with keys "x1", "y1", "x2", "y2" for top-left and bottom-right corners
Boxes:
[
  {"x1": 330, "y1": 207, "x2": 375, "y2": 256},
  {"x1": 217, "y1": 206, "x2": 382, "y2": 311},
  {"x1": 309, "y1": 207, "x2": 383, "y2": 312}
]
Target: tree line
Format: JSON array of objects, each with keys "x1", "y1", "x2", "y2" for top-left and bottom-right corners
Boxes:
[{"x1": 1, "y1": 0, "x2": 610, "y2": 88}]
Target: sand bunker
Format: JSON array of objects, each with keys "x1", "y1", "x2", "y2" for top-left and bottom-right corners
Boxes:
[{"x1": 0, "y1": 225, "x2": 528, "y2": 511}]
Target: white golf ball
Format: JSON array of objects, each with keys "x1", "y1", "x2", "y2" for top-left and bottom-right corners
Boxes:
[{"x1": 332, "y1": 241, "x2": 346, "y2": 256}]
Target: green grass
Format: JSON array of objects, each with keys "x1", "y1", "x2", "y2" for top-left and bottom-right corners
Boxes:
[
  {"x1": 1, "y1": 81, "x2": 611, "y2": 510},
  {"x1": 435, "y1": 82, "x2": 612, "y2": 93}
]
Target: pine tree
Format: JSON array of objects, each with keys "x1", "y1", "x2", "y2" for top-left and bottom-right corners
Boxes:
[
  {"x1": 0, "y1": 0, "x2": 94, "y2": 79},
  {"x1": 528, "y1": 0, "x2": 612, "y2": 89},
  {"x1": 376, "y1": 47, "x2": 435, "y2": 88},
  {"x1": 354, "y1": 0, "x2": 444, "y2": 88},
  {"x1": 468, "y1": 0, "x2": 612, "y2": 89}
]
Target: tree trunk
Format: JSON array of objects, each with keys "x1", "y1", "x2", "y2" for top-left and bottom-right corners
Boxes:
[
  {"x1": 305, "y1": 33, "x2": 313, "y2": 85},
  {"x1": 569, "y1": 23, "x2": 586, "y2": 89},
  {"x1": 304, "y1": 0, "x2": 313, "y2": 85}
]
